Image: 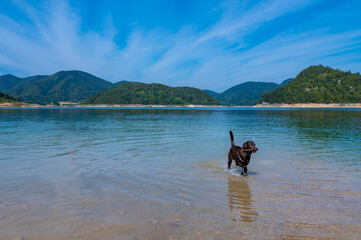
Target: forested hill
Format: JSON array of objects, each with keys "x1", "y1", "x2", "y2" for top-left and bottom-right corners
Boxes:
[
  {"x1": 0, "y1": 91, "x2": 20, "y2": 103},
  {"x1": 0, "y1": 74, "x2": 48, "y2": 91},
  {"x1": 82, "y1": 82, "x2": 219, "y2": 105},
  {"x1": 216, "y1": 82, "x2": 280, "y2": 105},
  {"x1": 259, "y1": 65, "x2": 361, "y2": 104},
  {"x1": 204, "y1": 89, "x2": 220, "y2": 98},
  {"x1": 0, "y1": 71, "x2": 113, "y2": 104}
]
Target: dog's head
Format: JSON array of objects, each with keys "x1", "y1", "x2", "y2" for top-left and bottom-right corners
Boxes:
[{"x1": 243, "y1": 141, "x2": 258, "y2": 153}]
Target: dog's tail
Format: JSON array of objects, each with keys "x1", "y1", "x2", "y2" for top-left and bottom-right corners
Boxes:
[{"x1": 230, "y1": 131, "x2": 235, "y2": 146}]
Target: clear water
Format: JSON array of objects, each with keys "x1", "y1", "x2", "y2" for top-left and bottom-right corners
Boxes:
[{"x1": 0, "y1": 108, "x2": 360, "y2": 239}]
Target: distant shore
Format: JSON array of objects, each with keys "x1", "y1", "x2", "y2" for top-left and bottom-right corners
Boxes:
[
  {"x1": 0, "y1": 102, "x2": 223, "y2": 108},
  {"x1": 1, "y1": 102, "x2": 361, "y2": 108},
  {"x1": 78, "y1": 104, "x2": 225, "y2": 108},
  {"x1": 253, "y1": 103, "x2": 361, "y2": 108},
  {"x1": 0, "y1": 102, "x2": 50, "y2": 108}
]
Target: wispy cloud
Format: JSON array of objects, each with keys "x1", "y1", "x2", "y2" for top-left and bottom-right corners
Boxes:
[{"x1": 0, "y1": 0, "x2": 360, "y2": 91}]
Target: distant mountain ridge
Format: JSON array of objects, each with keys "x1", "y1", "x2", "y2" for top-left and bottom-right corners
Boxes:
[
  {"x1": 0, "y1": 71, "x2": 219, "y2": 105},
  {"x1": 216, "y1": 81, "x2": 280, "y2": 105},
  {"x1": 204, "y1": 89, "x2": 220, "y2": 99},
  {"x1": 259, "y1": 65, "x2": 361, "y2": 104},
  {"x1": 82, "y1": 81, "x2": 219, "y2": 105},
  {"x1": 0, "y1": 71, "x2": 113, "y2": 104},
  {"x1": 2, "y1": 65, "x2": 358, "y2": 106},
  {"x1": 0, "y1": 74, "x2": 51, "y2": 91},
  {"x1": 205, "y1": 80, "x2": 292, "y2": 106}
]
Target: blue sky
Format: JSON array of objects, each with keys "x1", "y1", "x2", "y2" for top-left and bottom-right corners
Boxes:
[{"x1": 0, "y1": 0, "x2": 360, "y2": 92}]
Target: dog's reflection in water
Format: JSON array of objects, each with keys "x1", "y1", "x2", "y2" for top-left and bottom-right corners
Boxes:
[{"x1": 227, "y1": 176, "x2": 258, "y2": 223}]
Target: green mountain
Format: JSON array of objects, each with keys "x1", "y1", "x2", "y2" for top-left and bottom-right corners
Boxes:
[
  {"x1": 0, "y1": 74, "x2": 48, "y2": 91},
  {"x1": 0, "y1": 71, "x2": 113, "y2": 104},
  {"x1": 216, "y1": 81, "x2": 280, "y2": 105},
  {"x1": 0, "y1": 91, "x2": 20, "y2": 103},
  {"x1": 0, "y1": 74, "x2": 22, "y2": 91},
  {"x1": 258, "y1": 65, "x2": 361, "y2": 104},
  {"x1": 204, "y1": 89, "x2": 220, "y2": 98},
  {"x1": 82, "y1": 81, "x2": 219, "y2": 105}
]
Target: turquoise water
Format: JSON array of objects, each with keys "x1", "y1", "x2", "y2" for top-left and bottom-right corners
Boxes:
[{"x1": 0, "y1": 108, "x2": 360, "y2": 239}]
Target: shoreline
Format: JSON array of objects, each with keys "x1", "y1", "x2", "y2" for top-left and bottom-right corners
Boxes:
[
  {"x1": 0, "y1": 102, "x2": 51, "y2": 108},
  {"x1": 1, "y1": 102, "x2": 361, "y2": 108},
  {"x1": 253, "y1": 103, "x2": 361, "y2": 108},
  {"x1": 0, "y1": 103, "x2": 223, "y2": 108},
  {"x1": 78, "y1": 104, "x2": 224, "y2": 108}
]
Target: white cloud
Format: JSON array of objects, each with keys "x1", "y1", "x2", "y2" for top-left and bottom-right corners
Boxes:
[{"x1": 0, "y1": 0, "x2": 360, "y2": 92}]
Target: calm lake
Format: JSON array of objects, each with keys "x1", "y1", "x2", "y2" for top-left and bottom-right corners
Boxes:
[{"x1": 0, "y1": 108, "x2": 360, "y2": 239}]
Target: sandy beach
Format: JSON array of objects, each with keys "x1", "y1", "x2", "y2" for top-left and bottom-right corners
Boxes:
[{"x1": 0, "y1": 102, "x2": 47, "y2": 108}]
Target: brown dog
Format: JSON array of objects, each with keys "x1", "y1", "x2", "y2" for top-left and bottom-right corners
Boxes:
[{"x1": 228, "y1": 131, "x2": 258, "y2": 175}]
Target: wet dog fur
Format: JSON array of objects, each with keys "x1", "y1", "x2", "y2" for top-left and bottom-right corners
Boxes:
[{"x1": 228, "y1": 131, "x2": 258, "y2": 175}]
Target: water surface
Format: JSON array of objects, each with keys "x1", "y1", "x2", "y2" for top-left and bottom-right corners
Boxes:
[{"x1": 0, "y1": 108, "x2": 360, "y2": 239}]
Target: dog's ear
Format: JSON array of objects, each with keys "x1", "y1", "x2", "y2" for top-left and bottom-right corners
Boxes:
[{"x1": 243, "y1": 141, "x2": 248, "y2": 149}]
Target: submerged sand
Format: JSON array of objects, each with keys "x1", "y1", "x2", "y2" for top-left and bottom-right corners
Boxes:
[
  {"x1": 1, "y1": 108, "x2": 360, "y2": 239},
  {"x1": 2, "y1": 173, "x2": 360, "y2": 240}
]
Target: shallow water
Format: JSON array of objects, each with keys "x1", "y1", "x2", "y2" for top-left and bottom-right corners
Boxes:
[{"x1": 0, "y1": 108, "x2": 360, "y2": 239}]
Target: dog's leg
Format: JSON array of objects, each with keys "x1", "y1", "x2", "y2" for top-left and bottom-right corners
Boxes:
[
  {"x1": 227, "y1": 152, "x2": 233, "y2": 169},
  {"x1": 242, "y1": 166, "x2": 248, "y2": 176}
]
